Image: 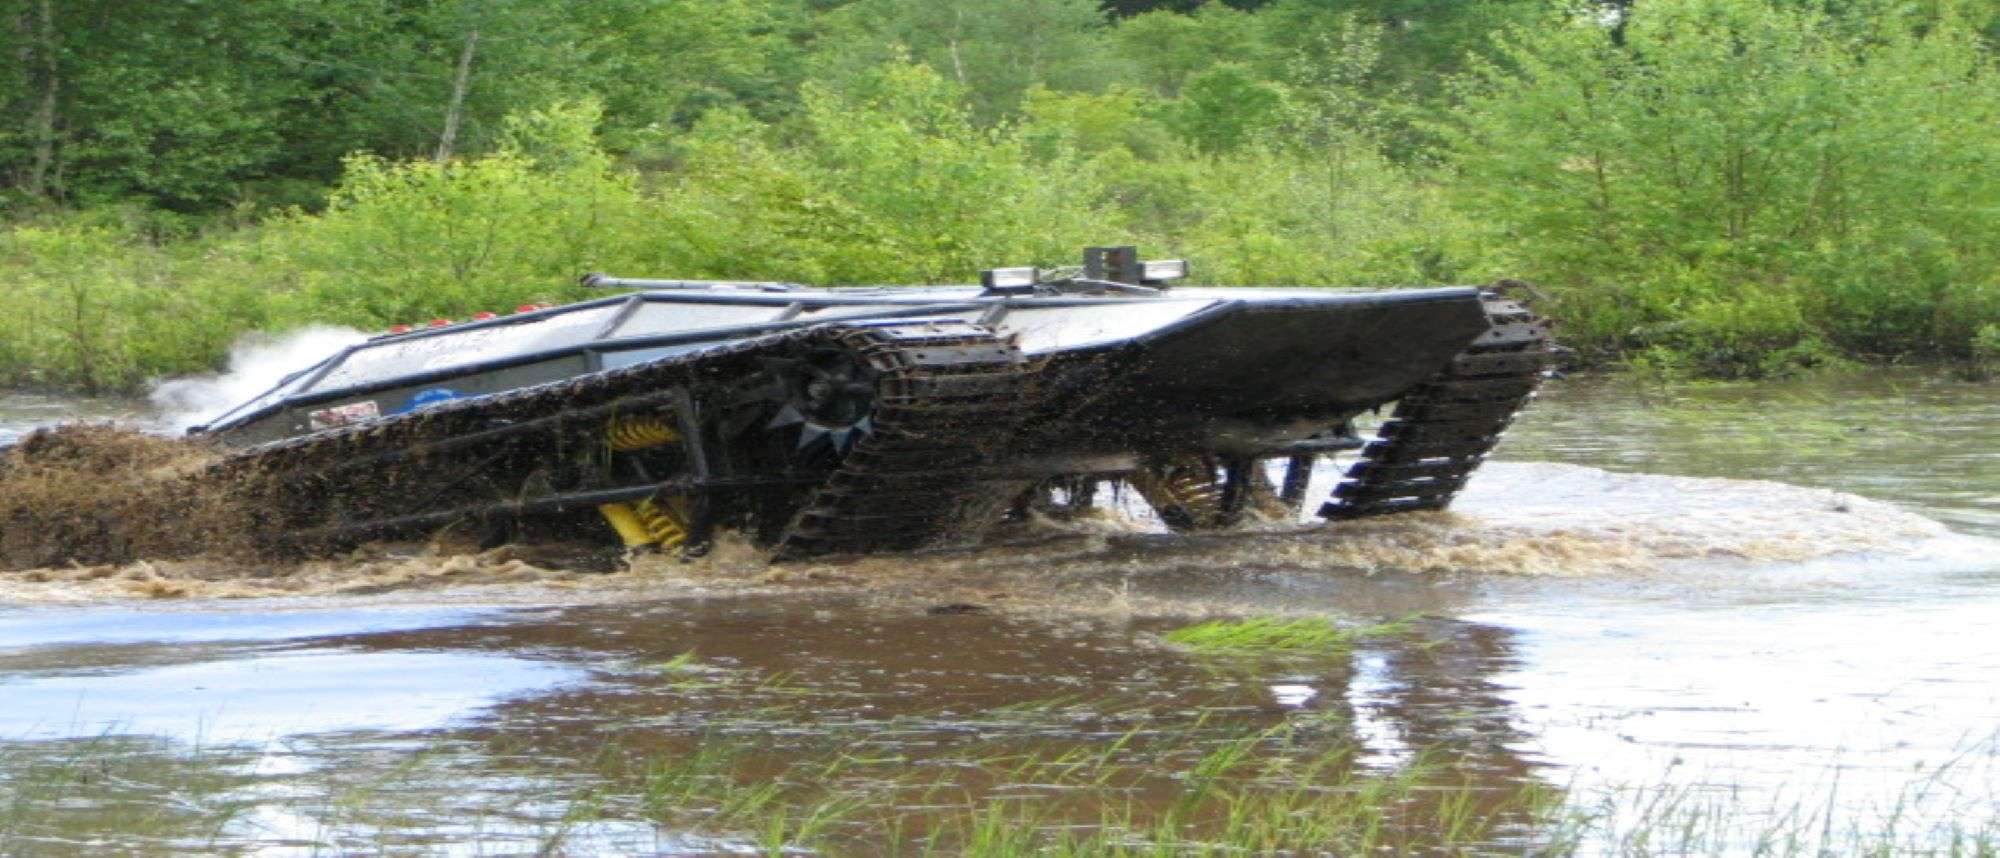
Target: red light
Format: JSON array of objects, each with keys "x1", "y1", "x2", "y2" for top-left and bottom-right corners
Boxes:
[
  {"x1": 471, "y1": 311, "x2": 497, "y2": 320},
  {"x1": 429, "y1": 318, "x2": 452, "y2": 328},
  {"x1": 388, "y1": 324, "x2": 412, "y2": 334},
  {"x1": 515, "y1": 304, "x2": 538, "y2": 314}
]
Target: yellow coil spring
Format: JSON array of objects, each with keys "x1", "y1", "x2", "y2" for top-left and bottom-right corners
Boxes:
[
  {"x1": 1159, "y1": 470, "x2": 1225, "y2": 511},
  {"x1": 606, "y1": 415, "x2": 679, "y2": 452},
  {"x1": 632, "y1": 498, "x2": 689, "y2": 549},
  {"x1": 1129, "y1": 461, "x2": 1227, "y2": 526}
]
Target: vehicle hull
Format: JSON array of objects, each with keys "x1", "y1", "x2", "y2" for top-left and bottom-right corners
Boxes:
[{"x1": 199, "y1": 281, "x2": 1553, "y2": 559}]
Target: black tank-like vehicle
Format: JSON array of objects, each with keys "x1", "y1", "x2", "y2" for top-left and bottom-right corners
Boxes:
[{"x1": 197, "y1": 248, "x2": 1556, "y2": 560}]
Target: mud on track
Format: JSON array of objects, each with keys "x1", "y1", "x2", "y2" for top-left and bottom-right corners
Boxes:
[
  {"x1": 0, "y1": 422, "x2": 1958, "y2": 608},
  {"x1": 0, "y1": 425, "x2": 251, "y2": 571}
]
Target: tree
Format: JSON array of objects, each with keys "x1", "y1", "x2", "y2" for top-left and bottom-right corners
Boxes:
[
  {"x1": 0, "y1": 0, "x2": 299, "y2": 209},
  {"x1": 1108, "y1": 4, "x2": 1273, "y2": 96},
  {"x1": 1446, "y1": 0, "x2": 2000, "y2": 369},
  {"x1": 808, "y1": 0, "x2": 1119, "y2": 120},
  {"x1": 0, "y1": 0, "x2": 743, "y2": 210},
  {"x1": 1165, "y1": 64, "x2": 1288, "y2": 152},
  {"x1": 568, "y1": 0, "x2": 785, "y2": 136},
  {"x1": 1258, "y1": 0, "x2": 1547, "y2": 99}
]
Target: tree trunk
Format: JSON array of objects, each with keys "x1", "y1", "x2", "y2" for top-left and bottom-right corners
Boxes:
[
  {"x1": 435, "y1": 28, "x2": 479, "y2": 162},
  {"x1": 22, "y1": 0, "x2": 59, "y2": 198},
  {"x1": 946, "y1": 8, "x2": 967, "y2": 86}
]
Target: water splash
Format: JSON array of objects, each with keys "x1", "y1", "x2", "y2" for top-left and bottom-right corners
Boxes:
[
  {"x1": 149, "y1": 326, "x2": 366, "y2": 432},
  {"x1": 0, "y1": 457, "x2": 1982, "y2": 606}
]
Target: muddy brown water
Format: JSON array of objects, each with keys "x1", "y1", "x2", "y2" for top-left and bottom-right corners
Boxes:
[{"x1": 1, "y1": 373, "x2": 1997, "y2": 853}]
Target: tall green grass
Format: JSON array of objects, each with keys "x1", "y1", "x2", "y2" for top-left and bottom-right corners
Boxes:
[{"x1": 6, "y1": 718, "x2": 1995, "y2": 855}]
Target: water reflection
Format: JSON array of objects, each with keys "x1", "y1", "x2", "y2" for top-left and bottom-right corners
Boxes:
[
  {"x1": 0, "y1": 606, "x2": 577, "y2": 741},
  {"x1": 339, "y1": 600, "x2": 1548, "y2": 846},
  {"x1": 0, "y1": 598, "x2": 1549, "y2": 853}
]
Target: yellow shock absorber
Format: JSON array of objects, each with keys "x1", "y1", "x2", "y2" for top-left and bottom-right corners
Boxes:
[
  {"x1": 598, "y1": 498, "x2": 690, "y2": 550},
  {"x1": 1128, "y1": 459, "x2": 1227, "y2": 530},
  {"x1": 606, "y1": 414, "x2": 679, "y2": 452},
  {"x1": 632, "y1": 498, "x2": 689, "y2": 550},
  {"x1": 598, "y1": 502, "x2": 655, "y2": 548},
  {"x1": 599, "y1": 416, "x2": 688, "y2": 550}
]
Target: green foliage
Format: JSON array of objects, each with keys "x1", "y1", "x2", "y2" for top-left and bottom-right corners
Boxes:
[
  {"x1": 1257, "y1": 0, "x2": 1549, "y2": 109},
  {"x1": 1978, "y1": 326, "x2": 2000, "y2": 360},
  {"x1": 1019, "y1": 87, "x2": 1174, "y2": 159},
  {"x1": 0, "y1": 217, "x2": 268, "y2": 392},
  {"x1": 3, "y1": 0, "x2": 1999, "y2": 390},
  {"x1": 1109, "y1": 4, "x2": 1274, "y2": 96},
  {"x1": 0, "y1": 0, "x2": 788, "y2": 211},
  {"x1": 1972, "y1": 325, "x2": 2000, "y2": 379},
  {"x1": 1087, "y1": 142, "x2": 1472, "y2": 285},
  {"x1": 653, "y1": 62, "x2": 1111, "y2": 283},
  {"x1": 807, "y1": 0, "x2": 1118, "y2": 121},
  {"x1": 1163, "y1": 64, "x2": 1289, "y2": 153},
  {"x1": 269, "y1": 109, "x2": 641, "y2": 327},
  {"x1": 1445, "y1": 0, "x2": 2000, "y2": 375}
]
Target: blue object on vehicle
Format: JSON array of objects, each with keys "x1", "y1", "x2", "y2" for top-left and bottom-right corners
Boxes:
[{"x1": 397, "y1": 388, "x2": 463, "y2": 414}]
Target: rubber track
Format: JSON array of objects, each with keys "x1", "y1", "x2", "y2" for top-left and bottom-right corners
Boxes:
[
  {"x1": 771, "y1": 325, "x2": 1039, "y2": 560},
  {"x1": 1319, "y1": 294, "x2": 1555, "y2": 521},
  {"x1": 214, "y1": 322, "x2": 1040, "y2": 559}
]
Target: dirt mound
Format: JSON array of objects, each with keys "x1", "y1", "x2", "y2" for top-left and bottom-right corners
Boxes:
[{"x1": 0, "y1": 424, "x2": 248, "y2": 569}]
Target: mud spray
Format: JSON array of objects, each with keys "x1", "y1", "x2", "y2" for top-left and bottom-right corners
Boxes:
[
  {"x1": 0, "y1": 420, "x2": 1968, "y2": 608},
  {"x1": 0, "y1": 326, "x2": 365, "y2": 586}
]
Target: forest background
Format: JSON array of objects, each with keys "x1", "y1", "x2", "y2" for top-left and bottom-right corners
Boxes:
[{"x1": 2, "y1": 0, "x2": 1997, "y2": 392}]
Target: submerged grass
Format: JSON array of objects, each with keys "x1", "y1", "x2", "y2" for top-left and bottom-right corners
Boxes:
[
  {"x1": 1161, "y1": 615, "x2": 1414, "y2": 656},
  {"x1": 6, "y1": 712, "x2": 1993, "y2": 855},
  {"x1": 6, "y1": 727, "x2": 1995, "y2": 856},
  {"x1": 0, "y1": 734, "x2": 263, "y2": 853},
  {"x1": 586, "y1": 719, "x2": 1551, "y2": 856}
]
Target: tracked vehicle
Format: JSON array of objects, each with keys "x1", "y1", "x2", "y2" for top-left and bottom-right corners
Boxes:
[{"x1": 197, "y1": 248, "x2": 1556, "y2": 560}]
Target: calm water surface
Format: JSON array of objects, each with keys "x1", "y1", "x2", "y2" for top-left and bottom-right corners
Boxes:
[{"x1": 0, "y1": 372, "x2": 1995, "y2": 853}]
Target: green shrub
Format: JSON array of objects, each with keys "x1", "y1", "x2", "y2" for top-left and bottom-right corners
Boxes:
[
  {"x1": 267, "y1": 102, "x2": 644, "y2": 328},
  {"x1": 1972, "y1": 324, "x2": 2000, "y2": 379},
  {"x1": 0, "y1": 219, "x2": 270, "y2": 392},
  {"x1": 1445, "y1": 0, "x2": 2000, "y2": 371}
]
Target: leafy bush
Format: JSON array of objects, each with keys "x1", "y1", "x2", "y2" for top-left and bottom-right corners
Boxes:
[
  {"x1": 1445, "y1": 0, "x2": 2000, "y2": 374},
  {"x1": 1974, "y1": 325, "x2": 2000, "y2": 376},
  {"x1": 267, "y1": 101, "x2": 643, "y2": 327},
  {"x1": 0, "y1": 218, "x2": 269, "y2": 392},
  {"x1": 5, "y1": 0, "x2": 1999, "y2": 391}
]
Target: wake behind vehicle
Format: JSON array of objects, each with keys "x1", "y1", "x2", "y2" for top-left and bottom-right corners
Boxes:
[{"x1": 198, "y1": 248, "x2": 1557, "y2": 560}]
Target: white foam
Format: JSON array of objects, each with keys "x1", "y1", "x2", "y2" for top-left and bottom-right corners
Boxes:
[{"x1": 149, "y1": 326, "x2": 366, "y2": 431}]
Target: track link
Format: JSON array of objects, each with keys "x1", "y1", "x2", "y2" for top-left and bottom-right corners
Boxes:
[
  {"x1": 772, "y1": 324, "x2": 1038, "y2": 560},
  {"x1": 216, "y1": 322, "x2": 1040, "y2": 559},
  {"x1": 1319, "y1": 293, "x2": 1556, "y2": 521}
]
